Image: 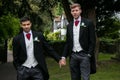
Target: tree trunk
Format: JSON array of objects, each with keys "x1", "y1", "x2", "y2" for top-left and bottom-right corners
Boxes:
[
  {"x1": 61, "y1": 0, "x2": 73, "y2": 22},
  {"x1": 85, "y1": 8, "x2": 99, "y2": 63}
]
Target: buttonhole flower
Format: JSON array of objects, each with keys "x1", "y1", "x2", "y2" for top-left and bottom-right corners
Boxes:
[
  {"x1": 81, "y1": 22, "x2": 86, "y2": 28},
  {"x1": 34, "y1": 37, "x2": 40, "y2": 42}
]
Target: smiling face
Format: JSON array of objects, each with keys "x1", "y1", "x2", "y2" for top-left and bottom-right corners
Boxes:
[
  {"x1": 70, "y1": 3, "x2": 82, "y2": 19},
  {"x1": 20, "y1": 20, "x2": 32, "y2": 33}
]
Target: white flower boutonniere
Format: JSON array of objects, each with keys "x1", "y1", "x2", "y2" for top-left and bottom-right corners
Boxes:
[
  {"x1": 81, "y1": 22, "x2": 86, "y2": 28},
  {"x1": 34, "y1": 37, "x2": 40, "y2": 42}
]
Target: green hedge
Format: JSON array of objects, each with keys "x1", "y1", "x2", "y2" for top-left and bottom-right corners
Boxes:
[
  {"x1": 45, "y1": 40, "x2": 65, "y2": 56},
  {"x1": 99, "y1": 38, "x2": 117, "y2": 54}
]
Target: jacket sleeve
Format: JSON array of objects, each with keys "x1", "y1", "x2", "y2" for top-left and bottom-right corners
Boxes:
[
  {"x1": 62, "y1": 24, "x2": 71, "y2": 58},
  {"x1": 39, "y1": 32, "x2": 61, "y2": 62},
  {"x1": 12, "y1": 37, "x2": 20, "y2": 70}
]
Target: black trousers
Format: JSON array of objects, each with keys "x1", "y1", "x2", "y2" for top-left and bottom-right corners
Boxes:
[
  {"x1": 70, "y1": 51, "x2": 90, "y2": 80},
  {"x1": 17, "y1": 65, "x2": 44, "y2": 80}
]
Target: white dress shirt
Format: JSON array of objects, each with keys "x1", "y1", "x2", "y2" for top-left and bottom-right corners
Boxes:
[
  {"x1": 22, "y1": 30, "x2": 38, "y2": 68},
  {"x1": 72, "y1": 17, "x2": 83, "y2": 52}
]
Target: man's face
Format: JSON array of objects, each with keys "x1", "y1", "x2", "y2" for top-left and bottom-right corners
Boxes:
[
  {"x1": 20, "y1": 20, "x2": 32, "y2": 33},
  {"x1": 71, "y1": 7, "x2": 82, "y2": 19}
]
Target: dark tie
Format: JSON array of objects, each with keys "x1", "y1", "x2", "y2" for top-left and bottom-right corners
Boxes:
[
  {"x1": 75, "y1": 20, "x2": 79, "y2": 26},
  {"x1": 26, "y1": 33, "x2": 31, "y2": 40}
]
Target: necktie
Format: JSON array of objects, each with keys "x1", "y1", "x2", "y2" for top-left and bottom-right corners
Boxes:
[
  {"x1": 75, "y1": 20, "x2": 79, "y2": 26},
  {"x1": 26, "y1": 33, "x2": 31, "y2": 40}
]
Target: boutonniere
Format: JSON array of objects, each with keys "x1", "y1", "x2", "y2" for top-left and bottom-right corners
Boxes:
[
  {"x1": 34, "y1": 37, "x2": 40, "y2": 42},
  {"x1": 80, "y1": 22, "x2": 86, "y2": 28}
]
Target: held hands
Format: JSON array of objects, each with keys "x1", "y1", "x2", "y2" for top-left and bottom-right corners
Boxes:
[{"x1": 59, "y1": 57, "x2": 66, "y2": 68}]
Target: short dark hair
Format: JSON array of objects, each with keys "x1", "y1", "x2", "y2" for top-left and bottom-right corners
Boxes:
[
  {"x1": 70, "y1": 3, "x2": 81, "y2": 9},
  {"x1": 20, "y1": 16, "x2": 31, "y2": 23}
]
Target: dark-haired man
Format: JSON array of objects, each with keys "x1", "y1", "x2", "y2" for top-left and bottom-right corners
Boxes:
[{"x1": 12, "y1": 16, "x2": 61, "y2": 80}]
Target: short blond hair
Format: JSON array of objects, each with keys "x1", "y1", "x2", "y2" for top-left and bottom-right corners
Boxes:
[{"x1": 70, "y1": 3, "x2": 81, "y2": 9}]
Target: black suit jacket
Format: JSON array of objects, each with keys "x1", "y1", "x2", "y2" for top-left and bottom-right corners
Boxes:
[
  {"x1": 12, "y1": 31, "x2": 61, "y2": 80},
  {"x1": 63, "y1": 17, "x2": 96, "y2": 74}
]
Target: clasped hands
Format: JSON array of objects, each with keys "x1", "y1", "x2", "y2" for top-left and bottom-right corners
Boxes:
[{"x1": 59, "y1": 57, "x2": 66, "y2": 68}]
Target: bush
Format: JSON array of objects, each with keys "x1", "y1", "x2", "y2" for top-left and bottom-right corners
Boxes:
[
  {"x1": 45, "y1": 40, "x2": 65, "y2": 56},
  {"x1": 44, "y1": 30, "x2": 66, "y2": 56},
  {"x1": 99, "y1": 37, "x2": 117, "y2": 53},
  {"x1": 114, "y1": 39, "x2": 120, "y2": 60},
  {"x1": 8, "y1": 38, "x2": 13, "y2": 50},
  {"x1": 46, "y1": 31, "x2": 61, "y2": 41},
  {"x1": 0, "y1": 14, "x2": 20, "y2": 42}
]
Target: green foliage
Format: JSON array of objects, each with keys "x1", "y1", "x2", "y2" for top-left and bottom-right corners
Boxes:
[
  {"x1": 98, "y1": 53, "x2": 115, "y2": 61},
  {"x1": 97, "y1": 18, "x2": 120, "y2": 38},
  {"x1": 44, "y1": 40, "x2": 65, "y2": 56},
  {"x1": 8, "y1": 38, "x2": 13, "y2": 50},
  {"x1": 100, "y1": 37, "x2": 116, "y2": 45},
  {"x1": 115, "y1": 39, "x2": 120, "y2": 60},
  {"x1": 46, "y1": 31, "x2": 61, "y2": 41},
  {"x1": 99, "y1": 37, "x2": 117, "y2": 53},
  {"x1": 43, "y1": 27, "x2": 52, "y2": 38},
  {"x1": 38, "y1": 11, "x2": 53, "y2": 32},
  {"x1": 0, "y1": 14, "x2": 20, "y2": 42},
  {"x1": 53, "y1": 2, "x2": 63, "y2": 16}
]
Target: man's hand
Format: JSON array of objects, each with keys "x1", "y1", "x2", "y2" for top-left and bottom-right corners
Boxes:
[{"x1": 59, "y1": 58, "x2": 66, "y2": 68}]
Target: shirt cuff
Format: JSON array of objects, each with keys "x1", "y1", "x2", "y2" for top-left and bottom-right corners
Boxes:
[
  {"x1": 87, "y1": 54, "x2": 91, "y2": 57},
  {"x1": 61, "y1": 57, "x2": 66, "y2": 59}
]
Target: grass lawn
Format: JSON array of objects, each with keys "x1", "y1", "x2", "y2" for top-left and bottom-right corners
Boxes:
[{"x1": 46, "y1": 53, "x2": 120, "y2": 80}]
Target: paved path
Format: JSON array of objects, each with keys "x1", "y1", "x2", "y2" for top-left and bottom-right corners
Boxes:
[
  {"x1": 7, "y1": 50, "x2": 13, "y2": 62},
  {"x1": 0, "y1": 51, "x2": 16, "y2": 80},
  {"x1": 0, "y1": 62, "x2": 16, "y2": 80}
]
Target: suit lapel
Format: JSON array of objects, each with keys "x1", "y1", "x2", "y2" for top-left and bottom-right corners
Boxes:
[
  {"x1": 32, "y1": 31, "x2": 37, "y2": 54},
  {"x1": 20, "y1": 33, "x2": 27, "y2": 54},
  {"x1": 70, "y1": 19, "x2": 84, "y2": 40},
  {"x1": 70, "y1": 19, "x2": 85, "y2": 41},
  {"x1": 32, "y1": 31, "x2": 36, "y2": 41},
  {"x1": 80, "y1": 18, "x2": 84, "y2": 38},
  {"x1": 69, "y1": 21, "x2": 74, "y2": 40}
]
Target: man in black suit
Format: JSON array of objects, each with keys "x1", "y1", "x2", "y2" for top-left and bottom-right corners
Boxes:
[
  {"x1": 12, "y1": 16, "x2": 61, "y2": 80},
  {"x1": 59, "y1": 3, "x2": 96, "y2": 80}
]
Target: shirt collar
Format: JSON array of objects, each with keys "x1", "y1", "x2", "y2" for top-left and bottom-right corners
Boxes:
[
  {"x1": 74, "y1": 16, "x2": 81, "y2": 22},
  {"x1": 23, "y1": 30, "x2": 32, "y2": 35}
]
